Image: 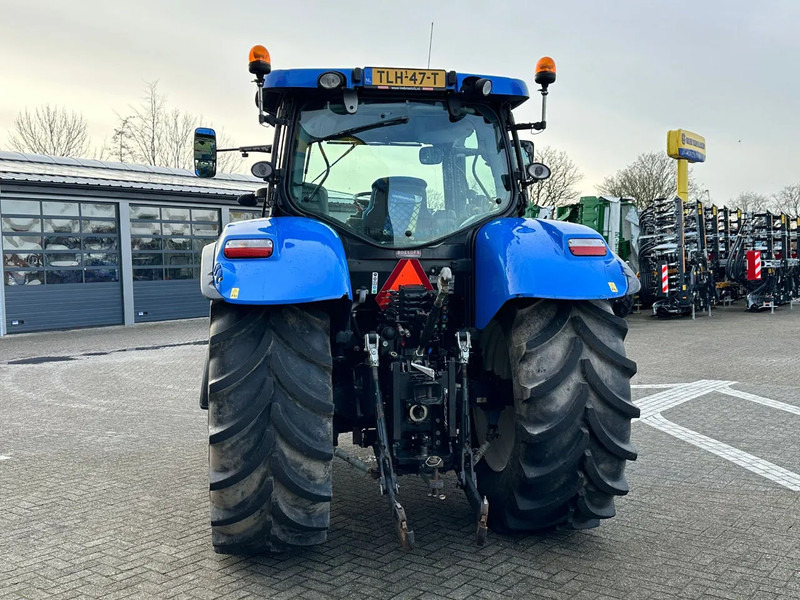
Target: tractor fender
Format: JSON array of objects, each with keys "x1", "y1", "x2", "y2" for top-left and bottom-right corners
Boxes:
[
  {"x1": 208, "y1": 216, "x2": 352, "y2": 304},
  {"x1": 474, "y1": 218, "x2": 638, "y2": 329},
  {"x1": 200, "y1": 242, "x2": 223, "y2": 300}
]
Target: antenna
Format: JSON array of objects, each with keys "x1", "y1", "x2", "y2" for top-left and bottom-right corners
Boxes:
[{"x1": 427, "y1": 22, "x2": 434, "y2": 69}]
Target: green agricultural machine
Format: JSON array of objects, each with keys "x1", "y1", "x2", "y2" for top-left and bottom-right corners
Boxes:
[
  {"x1": 530, "y1": 197, "x2": 639, "y2": 314},
  {"x1": 556, "y1": 197, "x2": 637, "y2": 263}
]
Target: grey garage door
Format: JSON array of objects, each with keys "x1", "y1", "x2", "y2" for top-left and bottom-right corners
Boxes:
[
  {"x1": 2, "y1": 198, "x2": 123, "y2": 333},
  {"x1": 130, "y1": 204, "x2": 219, "y2": 323}
]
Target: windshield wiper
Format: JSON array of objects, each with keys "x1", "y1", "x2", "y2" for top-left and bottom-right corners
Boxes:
[
  {"x1": 303, "y1": 116, "x2": 410, "y2": 205},
  {"x1": 309, "y1": 143, "x2": 358, "y2": 185},
  {"x1": 317, "y1": 116, "x2": 409, "y2": 142}
]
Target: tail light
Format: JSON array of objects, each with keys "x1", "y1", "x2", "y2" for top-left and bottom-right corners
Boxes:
[
  {"x1": 568, "y1": 238, "x2": 607, "y2": 256},
  {"x1": 223, "y1": 238, "x2": 274, "y2": 258}
]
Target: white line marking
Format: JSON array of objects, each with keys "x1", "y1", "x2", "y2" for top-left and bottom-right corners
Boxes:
[
  {"x1": 634, "y1": 380, "x2": 800, "y2": 491},
  {"x1": 643, "y1": 414, "x2": 800, "y2": 491},
  {"x1": 0, "y1": 456, "x2": 10, "y2": 461},
  {"x1": 719, "y1": 387, "x2": 800, "y2": 416},
  {"x1": 632, "y1": 384, "x2": 680, "y2": 389},
  {"x1": 636, "y1": 380, "x2": 736, "y2": 419}
]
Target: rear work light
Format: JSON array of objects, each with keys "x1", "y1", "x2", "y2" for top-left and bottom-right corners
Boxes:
[
  {"x1": 223, "y1": 238, "x2": 274, "y2": 258},
  {"x1": 568, "y1": 238, "x2": 608, "y2": 256},
  {"x1": 318, "y1": 71, "x2": 344, "y2": 89}
]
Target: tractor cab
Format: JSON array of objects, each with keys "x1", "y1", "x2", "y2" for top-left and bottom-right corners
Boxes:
[{"x1": 196, "y1": 47, "x2": 556, "y2": 252}]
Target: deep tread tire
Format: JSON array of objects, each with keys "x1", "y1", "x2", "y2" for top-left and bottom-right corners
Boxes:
[
  {"x1": 207, "y1": 301, "x2": 333, "y2": 554},
  {"x1": 476, "y1": 299, "x2": 639, "y2": 532}
]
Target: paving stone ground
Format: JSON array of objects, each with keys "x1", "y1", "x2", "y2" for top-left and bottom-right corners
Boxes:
[{"x1": 1, "y1": 305, "x2": 799, "y2": 599}]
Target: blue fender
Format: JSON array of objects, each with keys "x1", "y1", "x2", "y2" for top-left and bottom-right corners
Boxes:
[
  {"x1": 212, "y1": 216, "x2": 352, "y2": 304},
  {"x1": 474, "y1": 218, "x2": 637, "y2": 329}
]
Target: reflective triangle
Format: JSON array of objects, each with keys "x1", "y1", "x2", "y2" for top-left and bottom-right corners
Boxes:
[{"x1": 376, "y1": 259, "x2": 433, "y2": 308}]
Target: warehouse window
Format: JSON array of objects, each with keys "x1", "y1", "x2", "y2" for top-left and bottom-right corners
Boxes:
[
  {"x1": 130, "y1": 205, "x2": 220, "y2": 281},
  {"x1": 229, "y1": 209, "x2": 262, "y2": 223},
  {"x1": 1, "y1": 199, "x2": 119, "y2": 286}
]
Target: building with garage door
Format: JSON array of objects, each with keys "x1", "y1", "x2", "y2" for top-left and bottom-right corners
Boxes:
[{"x1": 0, "y1": 152, "x2": 262, "y2": 336}]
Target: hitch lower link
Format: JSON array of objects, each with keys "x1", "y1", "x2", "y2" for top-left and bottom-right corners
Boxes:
[
  {"x1": 455, "y1": 330, "x2": 490, "y2": 546},
  {"x1": 365, "y1": 333, "x2": 415, "y2": 550}
]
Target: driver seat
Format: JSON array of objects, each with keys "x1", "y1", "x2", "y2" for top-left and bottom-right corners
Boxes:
[{"x1": 362, "y1": 177, "x2": 429, "y2": 241}]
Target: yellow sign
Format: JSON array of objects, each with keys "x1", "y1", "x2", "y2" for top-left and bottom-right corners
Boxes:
[
  {"x1": 365, "y1": 68, "x2": 447, "y2": 90},
  {"x1": 230, "y1": 287, "x2": 239, "y2": 299},
  {"x1": 667, "y1": 129, "x2": 706, "y2": 163},
  {"x1": 608, "y1": 282, "x2": 618, "y2": 293}
]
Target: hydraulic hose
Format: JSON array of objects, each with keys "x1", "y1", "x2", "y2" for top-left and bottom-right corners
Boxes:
[{"x1": 415, "y1": 267, "x2": 453, "y2": 358}]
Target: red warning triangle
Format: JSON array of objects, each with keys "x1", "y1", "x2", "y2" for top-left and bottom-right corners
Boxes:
[{"x1": 376, "y1": 259, "x2": 433, "y2": 309}]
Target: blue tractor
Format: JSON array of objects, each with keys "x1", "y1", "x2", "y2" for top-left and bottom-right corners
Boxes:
[{"x1": 195, "y1": 45, "x2": 640, "y2": 553}]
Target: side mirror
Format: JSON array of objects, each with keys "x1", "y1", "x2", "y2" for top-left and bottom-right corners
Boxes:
[
  {"x1": 194, "y1": 127, "x2": 217, "y2": 178},
  {"x1": 519, "y1": 140, "x2": 535, "y2": 167},
  {"x1": 250, "y1": 161, "x2": 274, "y2": 180},
  {"x1": 419, "y1": 146, "x2": 444, "y2": 165},
  {"x1": 526, "y1": 162, "x2": 551, "y2": 181}
]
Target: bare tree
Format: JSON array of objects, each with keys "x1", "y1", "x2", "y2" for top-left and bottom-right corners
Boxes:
[
  {"x1": 107, "y1": 81, "x2": 243, "y2": 173},
  {"x1": 110, "y1": 81, "x2": 195, "y2": 169},
  {"x1": 730, "y1": 191, "x2": 773, "y2": 212},
  {"x1": 8, "y1": 105, "x2": 90, "y2": 157},
  {"x1": 162, "y1": 107, "x2": 197, "y2": 170},
  {"x1": 101, "y1": 116, "x2": 136, "y2": 163},
  {"x1": 772, "y1": 184, "x2": 800, "y2": 215},
  {"x1": 527, "y1": 145, "x2": 583, "y2": 206},
  {"x1": 122, "y1": 81, "x2": 171, "y2": 166},
  {"x1": 598, "y1": 152, "x2": 702, "y2": 209}
]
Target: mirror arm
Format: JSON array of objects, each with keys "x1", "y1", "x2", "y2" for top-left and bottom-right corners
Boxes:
[
  {"x1": 259, "y1": 113, "x2": 287, "y2": 127},
  {"x1": 217, "y1": 144, "x2": 273, "y2": 158},
  {"x1": 510, "y1": 121, "x2": 546, "y2": 131}
]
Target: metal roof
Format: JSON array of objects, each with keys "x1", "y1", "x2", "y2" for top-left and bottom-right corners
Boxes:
[{"x1": 0, "y1": 151, "x2": 262, "y2": 196}]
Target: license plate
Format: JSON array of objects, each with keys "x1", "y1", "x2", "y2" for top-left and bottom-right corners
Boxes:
[{"x1": 365, "y1": 67, "x2": 447, "y2": 90}]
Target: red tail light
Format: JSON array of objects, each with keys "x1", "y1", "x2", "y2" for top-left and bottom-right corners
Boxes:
[
  {"x1": 223, "y1": 238, "x2": 274, "y2": 258},
  {"x1": 568, "y1": 238, "x2": 607, "y2": 256}
]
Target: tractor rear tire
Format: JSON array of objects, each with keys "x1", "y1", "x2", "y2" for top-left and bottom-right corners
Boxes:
[
  {"x1": 207, "y1": 301, "x2": 333, "y2": 554},
  {"x1": 476, "y1": 299, "x2": 639, "y2": 532}
]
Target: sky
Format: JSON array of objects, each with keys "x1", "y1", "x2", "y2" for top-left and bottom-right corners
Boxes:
[{"x1": 1, "y1": 0, "x2": 799, "y2": 204}]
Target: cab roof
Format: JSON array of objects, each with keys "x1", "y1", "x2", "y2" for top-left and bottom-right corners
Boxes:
[{"x1": 262, "y1": 68, "x2": 530, "y2": 107}]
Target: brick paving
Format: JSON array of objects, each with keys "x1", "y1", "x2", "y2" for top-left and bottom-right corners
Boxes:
[{"x1": 1, "y1": 307, "x2": 799, "y2": 599}]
